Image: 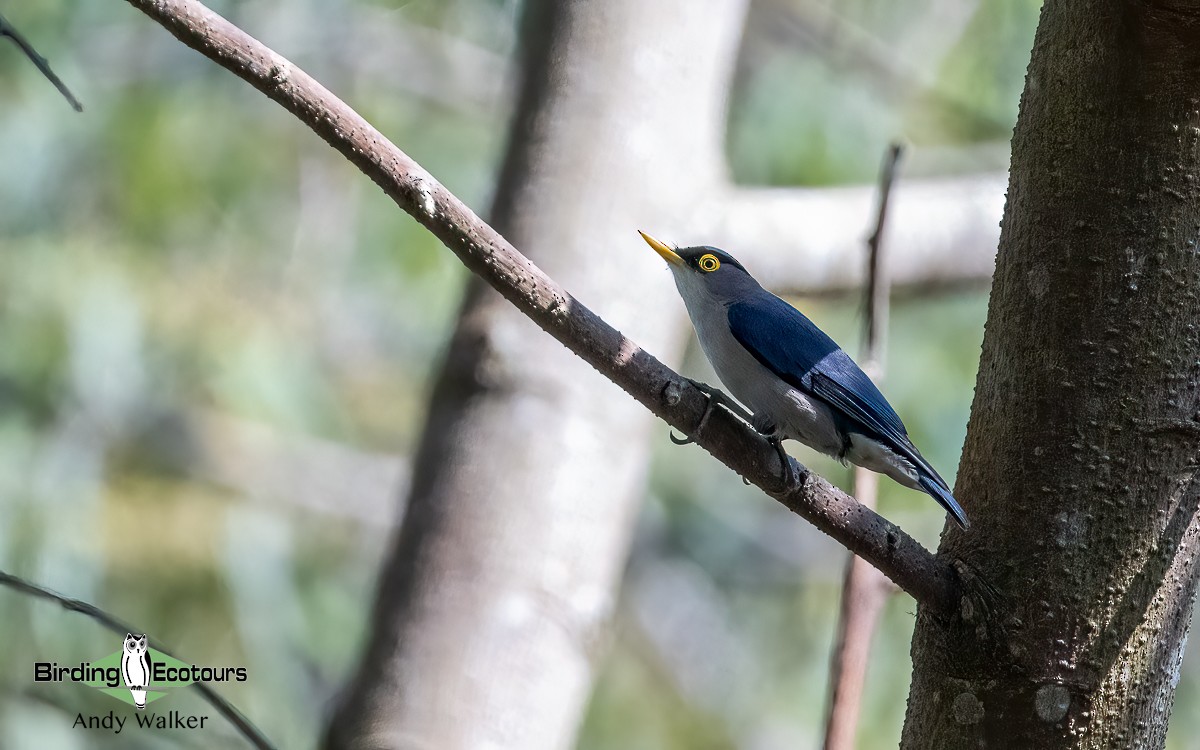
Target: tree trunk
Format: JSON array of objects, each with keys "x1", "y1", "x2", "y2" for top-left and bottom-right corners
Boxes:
[
  {"x1": 323, "y1": 2, "x2": 747, "y2": 749},
  {"x1": 902, "y1": 1, "x2": 1200, "y2": 747}
]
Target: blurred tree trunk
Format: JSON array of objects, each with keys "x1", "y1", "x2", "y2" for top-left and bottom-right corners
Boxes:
[
  {"x1": 323, "y1": 2, "x2": 747, "y2": 749},
  {"x1": 902, "y1": 1, "x2": 1200, "y2": 748}
]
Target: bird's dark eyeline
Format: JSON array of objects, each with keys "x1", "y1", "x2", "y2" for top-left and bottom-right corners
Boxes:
[{"x1": 640, "y1": 230, "x2": 969, "y2": 529}]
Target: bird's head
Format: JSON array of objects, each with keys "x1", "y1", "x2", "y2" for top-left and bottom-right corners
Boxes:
[{"x1": 638, "y1": 230, "x2": 757, "y2": 304}]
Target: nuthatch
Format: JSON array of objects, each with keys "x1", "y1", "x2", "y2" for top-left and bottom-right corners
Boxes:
[{"x1": 641, "y1": 231, "x2": 968, "y2": 529}]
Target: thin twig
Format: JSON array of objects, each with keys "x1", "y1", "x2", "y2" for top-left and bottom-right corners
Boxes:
[
  {"x1": 0, "y1": 12, "x2": 83, "y2": 112},
  {"x1": 118, "y1": 0, "x2": 959, "y2": 614},
  {"x1": 0, "y1": 570, "x2": 277, "y2": 750},
  {"x1": 823, "y1": 143, "x2": 904, "y2": 750},
  {"x1": 863, "y1": 142, "x2": 902, "y2": 361}
]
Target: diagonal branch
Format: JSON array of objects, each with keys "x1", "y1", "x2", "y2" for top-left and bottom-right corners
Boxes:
[
  {"x1": 0, "y1": 570, "x2": 276, "y2": 750},
  {"x1": 120, "y1": 0, "x2": 960, "y2": 615},
  {"x1": 715, "y1": 174, "x2": 1005, "y2": 296},
  {"x1": 0, "y1": 11, "x2": 83, "y2": 112}
]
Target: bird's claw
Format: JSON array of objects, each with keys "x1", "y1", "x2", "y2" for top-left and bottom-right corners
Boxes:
[
  {"x1": 750, "y1": 413, "x2": 776, "y2": 436},
  {"x1": 669, "y1": 380, "x2": 743, "y2": 446},
  {"x1": 688, "y1": 379, "x2": 754, "y2": 424},
  {"x1": 754, "y1": 418, "x2": 795, "y2": 491},
  {"x1": 768, "y1": 434, "x2": 795, "y2": 491},
  {"x1": 669, "y1": 380, "x2": 794, "y2": 491}
]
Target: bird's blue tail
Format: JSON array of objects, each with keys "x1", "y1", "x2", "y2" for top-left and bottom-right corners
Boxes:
[{"x1": 917, "y1": 474, "x2": 970, "y2": 530}]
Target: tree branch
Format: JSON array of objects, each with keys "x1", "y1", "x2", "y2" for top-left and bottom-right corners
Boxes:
[
  {"x1": 0, "y1": 11, "x2": 83, "y2": 112},
  {"x1": 0, "y1": 569, "x2": 276, "y2": 750},
  {"x1": 715, "y1": 173, "x2": 1005, "y2": 296},
  {"x1": 119, "y1": 0, "x2": 959, "y2": 614}
]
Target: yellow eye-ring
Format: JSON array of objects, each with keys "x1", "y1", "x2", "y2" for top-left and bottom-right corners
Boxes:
[{"x1": 698, "y1": 253, "x2": 720, "y2": 272}]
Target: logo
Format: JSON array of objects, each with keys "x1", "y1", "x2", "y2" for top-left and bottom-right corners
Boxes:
[{"x1": 33, "y1": 634, "x2": 247, "y2": 733}]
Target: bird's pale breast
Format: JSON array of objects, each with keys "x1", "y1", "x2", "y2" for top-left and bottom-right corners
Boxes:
[{"x1": 680, "y1": 289, "x2": 844, "y2": 456}]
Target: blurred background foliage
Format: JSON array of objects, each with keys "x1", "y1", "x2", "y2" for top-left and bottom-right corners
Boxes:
[{"x1": 0, "y1": 0, "x2": 1195, "y2": 748}]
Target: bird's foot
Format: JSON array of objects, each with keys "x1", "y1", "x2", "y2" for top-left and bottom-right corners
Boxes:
[
  {"x1": 752, "y1": 417, "x2": 796, "y2": 491},
  {"x1": 768, "y1": 434, "x2": 795, "y2": 490},
  {"x1": 750, "y1": 412, "x2": 776, "y2": 436},
  {"x1": 669, "y1": 380, "x2": 748, "y2": 445},
  {"x1": 690, "y1": 380, "x2": 754, "y2": 423}
]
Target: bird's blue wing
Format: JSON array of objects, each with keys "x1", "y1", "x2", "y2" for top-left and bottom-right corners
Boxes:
[
  {"x1": 727, "y1": 294, "x2": 967, "y2": 526},
  {"x1": 726, "y1": 295, "x2": 837, "y2": 388},
  {"x1": 726, "y1": 294, "x2": 905, "y2": 438},
  {"x1": 810, "y1": 362, "x2": 968, "y2": 527}
]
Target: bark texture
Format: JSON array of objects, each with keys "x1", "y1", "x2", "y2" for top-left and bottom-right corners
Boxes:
[
  {"x1": 901, "y1": 1, "x2": 1200, "y2": 747},
  {"x1": 324, "y1": 2, "x2": 749, "y2": 749}
]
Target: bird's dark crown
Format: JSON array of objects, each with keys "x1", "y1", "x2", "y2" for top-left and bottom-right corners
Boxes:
[{"x1": 675, "y1": 246, "x2": 748, "y2": 274}]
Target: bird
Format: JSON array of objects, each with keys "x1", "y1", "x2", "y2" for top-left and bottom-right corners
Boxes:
[{"x1": 639, "y1": 230, "x2": 969, "y2": 529}]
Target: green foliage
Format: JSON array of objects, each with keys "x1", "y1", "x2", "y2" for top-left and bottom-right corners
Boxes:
[{"x1": 932, "y1": 0, "x2": 1043, "y2": 141}]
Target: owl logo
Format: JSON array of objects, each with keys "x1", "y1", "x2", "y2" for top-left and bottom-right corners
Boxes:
[{"x1": 120, "y1": 633, "x2": 152, "y2": 710}]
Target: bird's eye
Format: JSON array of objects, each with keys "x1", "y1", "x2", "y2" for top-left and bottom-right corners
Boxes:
[{"x1": 698, "y1": 254, "x2": 720, "y2": 272}]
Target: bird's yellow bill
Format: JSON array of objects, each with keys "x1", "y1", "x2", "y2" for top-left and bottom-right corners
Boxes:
[{"x1": 639, "y1": 230, "x2": 683, "y2": 267}]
